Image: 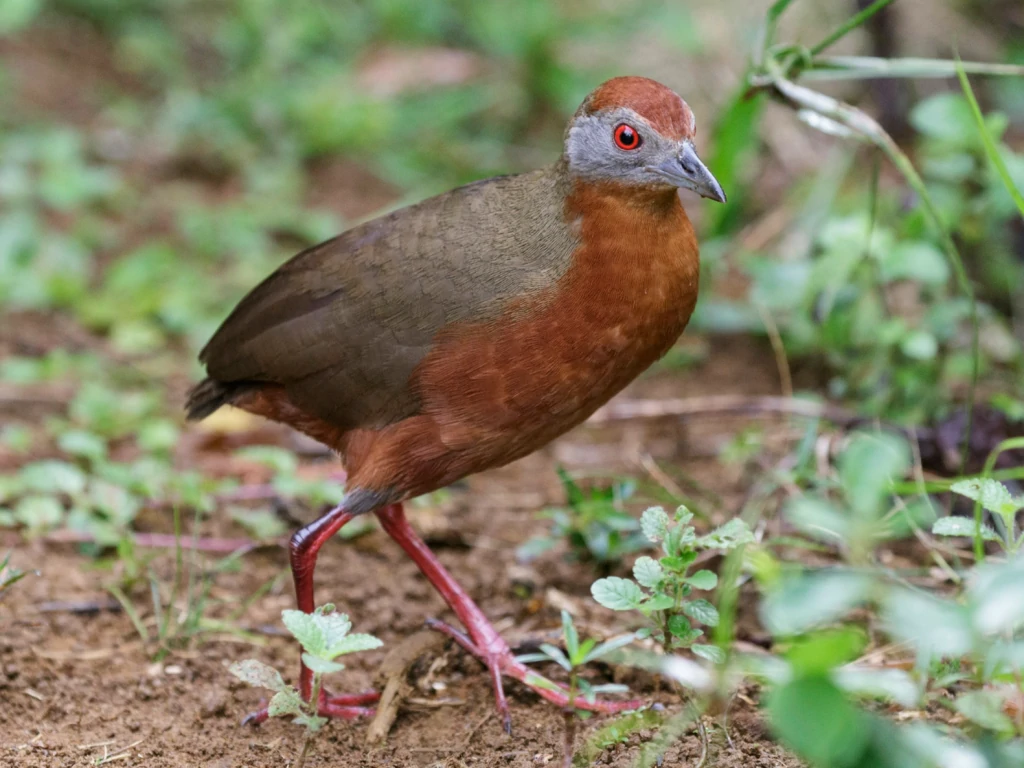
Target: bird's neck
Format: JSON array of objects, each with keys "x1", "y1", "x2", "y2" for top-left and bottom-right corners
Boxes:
[{"x1": 563, "y1": 177, "x2": 696, "y2": 269}]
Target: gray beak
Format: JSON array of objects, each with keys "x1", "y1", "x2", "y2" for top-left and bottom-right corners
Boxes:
[{"x1": 650, "y1": 142, "x2": 727, "y2": 203}]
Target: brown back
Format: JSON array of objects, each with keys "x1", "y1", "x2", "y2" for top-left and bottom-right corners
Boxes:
[{"x1": 200, "y1": 166, "x2": 579, "y2": 430}]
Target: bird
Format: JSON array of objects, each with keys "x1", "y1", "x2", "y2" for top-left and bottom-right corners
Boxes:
[{"x1": 186, "y1": 75, "x2": 725, "y2": 732}]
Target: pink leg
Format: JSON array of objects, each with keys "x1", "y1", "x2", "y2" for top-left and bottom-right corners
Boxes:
[
  {"x1": 375, "y1": 503, "x2": 642, "y2": 733},
  {"x1": 244, "y1": 503, "x2": 381, "y2": 726}
]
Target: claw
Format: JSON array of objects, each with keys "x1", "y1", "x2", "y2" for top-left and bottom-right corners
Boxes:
[{"x1": 425, "y1": 616, "x2": 643, "y2": 728}]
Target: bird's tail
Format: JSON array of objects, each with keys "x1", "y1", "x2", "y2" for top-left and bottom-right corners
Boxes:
[{"x1": 185, "y1": 378, "x2": 251, "y2": 421}]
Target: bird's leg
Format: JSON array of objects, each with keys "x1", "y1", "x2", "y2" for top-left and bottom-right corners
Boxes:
[
  {"x1": 375, "y1": 503, "x2": 642, "y2": 733},
  {"x1": 243, "y1": 503, "x2": 380, "y2": 726}
]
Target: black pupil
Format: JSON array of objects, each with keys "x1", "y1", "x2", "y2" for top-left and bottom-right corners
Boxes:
[{"x1": 619, "y1": 127, "x2": 636, "y2": 146}]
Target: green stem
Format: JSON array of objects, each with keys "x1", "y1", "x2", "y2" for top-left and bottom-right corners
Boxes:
[
  {"x1": 810, "y1": 0, "x2": 896, "y2": 56},
  {"x1": 891, "y1": 467, "x2": 1024, "y2": 495},
  {"x1": 563, "y1": 670, "x2": 578, "y2": 768},
  {"x1": 972, "y1": 438, "x2": 1024, "y2": 561},
  {"x1": 758, "y1": 0, "x2": 799, "y2": 66}
]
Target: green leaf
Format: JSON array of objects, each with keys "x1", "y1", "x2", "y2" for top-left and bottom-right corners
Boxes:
[
  {"x1": 834, "y1": 667, "x2": 920, "y2": 708},
  {"x1": 787, "y1": 627, "x2": 866, "y2": 675},
  {"x1": 910, "y1": 93, "x2": 977, "y2": 145},
  {"x1": 281, "y1": 609, "x2": 325, "y2": 655},
  {"x1": 293, "y1": 713, "x2": 328, "y2": 732},
  {"x1": 56, "y1": 430, "x2": 107, "y2": 463},
  {"x1": 19, "y1": 460, "x2": 87, "y2": 496},
  {"x1": 683, "y1": 599, "x2": 719, "y2": 627},
  {"x1": 673, "y1": 506, "x2": 694, "y2": 526},
  {"x1": 882, "y1": 588, "x2": 972, "y2": 661},
  {"x1": 0, "y1": 0, "x2": 42, "y2": 35},
  {"x1": 839, "y1": 431, "x2": 910, "y2": 520},
  {"x1": 878, "y1": 241, "x2": 950, "y2": 285},
  {"x1": 686, "y1": 570, "x2": 718, "y2": 591},
  {"x1": 538, "y1": 643, "x2": 572, "y2": 672},
  {"x1": 668, "y1": 614, "x2": 700, "y2": 643},
  {"x1": 591, "y1": 577, "x2": 644, "y2": 611},
  {"x1": 327, "y1": 633, "x2": 383, "y2": 658},
  {"x1": 762, "y1": 571, "x2": 873, "y2": 636},
  {"x1": 932, "y1": 517, "x2": 1001, "y2": 542},
  {"x1": 969, "y1": 559, "x2": 1024, "y2": 635},
  {"x1": 14, "y1": 495, "x2": 64, "y2": 530},
  {"x1": 267, "y1": 688, "x2": 304, "y2": 718},
  {"x1": 767, "y1": 675, "x2": 870, "y2": 766},
  {"x1": 236, "y1": 445, "x2": 298, "y2": 475},
  {"x1": 955, "y1": 690, "x2": 1015, "y2": 735},
  {"x1": 951, "y1": 478, "x2": 1022, "y2": 518},
  {"x1": 301, "y1": 653, "x2": 345, "y2": 675},
  {"x1": 229, "y1": 659, "x2": 287, "y2": 692},
  {"x1": 692, "y1": 644, "x2": 726, "y2": 664},
  {"x1": 283, "y1": 605, "x2": 366, "y2": 659},
  {"x1": 659, "y1": 552, "x2": 696, "y2": 571},
  {"x1": 584, "y1": 634, "x2": 635, "y2": 663},
  {"x1": 697, "y1": 518, "x2": 754, "y2": 550},
  {"x1": 784, "y1": 497, "x2": 850, "y2": 543},
  {"x1": 900, "y1": 330, "x2": 938, "y2": 361},
  {"x1": 561, "y1": 610, "x2": 579, "y2": 660},
  {"x1": 632, "y1": 556, "x2": 663, "y2": 589},
  {"x1": 230, "y1": 507, "x2": 288, "y2": 540},
  {"x1": 640, "y1": 506, "x2": 669, "y2": 542},
  {"x1": 641, "y1": 593, "x2": 675, "y2": 613}
]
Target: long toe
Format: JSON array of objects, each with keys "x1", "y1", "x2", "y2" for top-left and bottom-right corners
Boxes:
[
  {"x1": 242, "y1": 690, "x2": 381, "y2": 727},
  {"x1": 425, "y1": 617, "x2": 643, "y2": 729},
  {"x1": 500, "y1": 655, "x2": 644, "y2": 714}
]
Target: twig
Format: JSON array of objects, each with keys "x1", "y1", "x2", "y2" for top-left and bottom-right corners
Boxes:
[
  {"x1": 636, "y1": 452, "x2": 686, "y2": 501},
  {"x1": 37, "y1": 598, "x2": 122, "y2": 614},
  {"x1": 589, "y1": 394, "x2": 863, "y2": 426},
  {"x1": 37, "y1": 529, "x2": 264, "y2": 553},
  {"x1": 754, "y1": 303, "x2": 793, "y2": 397}
]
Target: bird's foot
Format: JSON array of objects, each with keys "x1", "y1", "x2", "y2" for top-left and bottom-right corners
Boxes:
[
  {"x1": 242, "y1": 690, "x2": 380, "y2": 726},
  {"x1": 426, "y1": 618, "x2": 643, "y2": 734}
]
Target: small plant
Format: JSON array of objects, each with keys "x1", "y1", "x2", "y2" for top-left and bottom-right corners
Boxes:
[
  {"x1": 517, "y1": 610, "x2": 633, "y2": 768},
  {"x1": 932, "y1": 478, "x2": 1024, "y2": 554},
  {"x1": 0, "y1": 551, "x2": 27, "y2": 599},
  {"x1": 591, "y1": 506, "x2": 752, "y2": 663},
  {"x1": 230, "y1": 604, "x2": 381, "y2": 768},
  {"x1": 517, "y1": 469, "x2": 648, "y2": 570}
]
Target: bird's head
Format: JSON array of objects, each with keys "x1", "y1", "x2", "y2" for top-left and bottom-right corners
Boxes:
[{"x1": 564, "y1": 76, "x2": 726, "y2": 203}]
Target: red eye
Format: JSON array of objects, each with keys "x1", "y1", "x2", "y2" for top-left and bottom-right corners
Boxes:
[{"x1": 613, "y1": 123, "x2": 641, "y2": 150}]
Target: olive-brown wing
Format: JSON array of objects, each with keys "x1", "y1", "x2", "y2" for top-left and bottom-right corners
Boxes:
[{"x1": 198, "y1": 168, "x2": 577, "y2": 431}]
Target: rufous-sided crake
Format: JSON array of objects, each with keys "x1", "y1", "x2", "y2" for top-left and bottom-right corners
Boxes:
[{"x1": 187, "y1": 76, "x2": 725, "y2": 732}]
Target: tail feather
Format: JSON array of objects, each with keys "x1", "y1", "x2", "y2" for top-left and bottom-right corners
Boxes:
[{"x1": 185, "y1": 379, "x2": 252, "y2": 421}]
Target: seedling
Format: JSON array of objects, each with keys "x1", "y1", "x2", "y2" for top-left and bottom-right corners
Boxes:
[
  {"x1": 932, "y1": 478, "x2": 1024, "y2": 554},
  {"x1": 592, "y1": 506, "x2": 752, "y2": 663},
  {"x1": 230, "y1": 604, "x2": 381, "y2": 768},
  {"x1": 0, "y1": 551, "x2": 26, "y2": 599},
  {"x1": 107, "y1": 508, "x2": 251, "y2": 659},
  {"x1": 517, "y1": 469, "x2": 648, "y2": 570},
  {"x1": 517, "y1": 610, "x2": 633, "y2": 768}
]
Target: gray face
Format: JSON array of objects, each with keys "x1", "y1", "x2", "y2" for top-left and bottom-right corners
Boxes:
[{"x1": 564, "y1": 107, "x2": 726, "y2": 203}]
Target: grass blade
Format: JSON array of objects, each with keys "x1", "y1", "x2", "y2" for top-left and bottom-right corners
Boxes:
[
  {"x1": 109, "y1": 584, "x2": 150, "y2": 645},
  {"x1": 956, "y1": 60, "x2": 1024, "y2": 218},
  {"x1": 810, "y1": 0, "x2": 896, "y2": 56}
]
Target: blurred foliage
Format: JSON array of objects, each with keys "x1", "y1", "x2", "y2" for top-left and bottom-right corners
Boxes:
[
  {"x1": 1, "y1": 0, "x2": 1024, "y2": 764},
  {"x1": 517, "y1": 469, "x2": 649, "y2": 570},
  {"x1": 699, "y1": 88, "x2": 1024, "y2": 424}
]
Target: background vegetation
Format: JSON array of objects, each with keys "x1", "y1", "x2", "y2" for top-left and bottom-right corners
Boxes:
[{"x1": 1, "y1": 1, "x2": 1023, "y2": 766}]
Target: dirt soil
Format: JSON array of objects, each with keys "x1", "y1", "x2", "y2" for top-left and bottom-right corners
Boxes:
[{"x1": 1, "y1": 338, "x2": 805, "y2": 768}]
